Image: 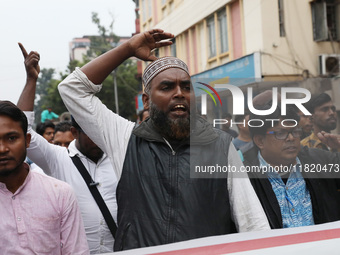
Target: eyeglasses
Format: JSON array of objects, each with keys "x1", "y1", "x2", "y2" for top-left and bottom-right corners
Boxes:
[{"x1": 266, "y1": 128, "x2": 302, "y2": 140}]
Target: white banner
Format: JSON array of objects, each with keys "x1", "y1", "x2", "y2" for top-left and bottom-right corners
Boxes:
[{"x1": 106, "y1": 220, "x2": 340, "y2": 255}]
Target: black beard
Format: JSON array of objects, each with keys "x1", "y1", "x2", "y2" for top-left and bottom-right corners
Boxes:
[
  {"x1": 150, "y1": 101, "x2": 190, "y2": 140},
  {"x1": 323, "y1": 122, "x2": 337, "y2": 132}
]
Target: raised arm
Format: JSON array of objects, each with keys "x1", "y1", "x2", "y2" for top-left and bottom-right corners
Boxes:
[
  {"x1": 58, "y1": 29, "x2": 174, "y2": 179},
  {"x1": 80, "y1": 29, "x2": 173, "y2": 84},
  {"x1": 17, "y1": 43, "x2": 40, "y2": 110}
]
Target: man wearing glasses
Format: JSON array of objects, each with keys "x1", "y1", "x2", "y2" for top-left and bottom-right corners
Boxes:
[{"x1": 242, "y1": 103, "x2": 340, "y2": 229}]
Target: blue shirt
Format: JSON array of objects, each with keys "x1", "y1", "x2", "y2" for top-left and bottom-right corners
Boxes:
[
  {"x1": 41, "y1": 109, "x2": 59, "y2": 123},
  {"x1": 232, "y1": 138, "x2": 250, "y2": 150},
  {"x1": 258, "y1": 152, "x2": 314, "y2": 228}
]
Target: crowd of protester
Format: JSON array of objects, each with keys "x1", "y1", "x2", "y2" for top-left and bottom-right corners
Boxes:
[{"x1": 0, "y1": 29, "x2": 339, "y2": 255}]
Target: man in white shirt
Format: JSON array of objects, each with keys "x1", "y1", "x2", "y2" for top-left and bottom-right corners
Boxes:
[
  {"x1": 17, "y1": 43, "x2": 117, "y2": 254},
  {"x1": 58, "y1": 29, "x2": 270, "y2": 251}
]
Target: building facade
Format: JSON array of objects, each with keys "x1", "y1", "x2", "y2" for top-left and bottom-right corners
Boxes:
[{"x1": 136, "y1": 0, "x2": 340, "y2": 131}]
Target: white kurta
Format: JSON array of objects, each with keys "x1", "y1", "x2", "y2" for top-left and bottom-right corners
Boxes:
[{"x1": 25, "y1": 111, "x2": 117, "y2": 254}]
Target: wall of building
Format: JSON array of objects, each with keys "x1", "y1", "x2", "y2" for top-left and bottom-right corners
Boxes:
[
  {"x1": 258, "y1": 0, "x2": 340, "y2": 78},
  {"x1": 139, "y1": 0, "x2": 340, "y2": 79},
  {"x1": 243, "y1": 0, "x2": 263, "y2": 55},
  {"x1": 141, "y1": 0, "x2": 231, "y2": 36}
]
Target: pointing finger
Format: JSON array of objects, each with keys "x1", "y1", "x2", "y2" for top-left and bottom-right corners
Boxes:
[{"x1": 18, "y1": 42, "x2": 28, "y2": 58}]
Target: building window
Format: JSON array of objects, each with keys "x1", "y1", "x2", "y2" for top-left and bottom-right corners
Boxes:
[
  {"x1": 207, "y1": 16, "x2": 216, "y2": 58},
  {"x1": 142, "y1": 0, "x2": 146, "y2": 22},
  {"x1": 217, "y1": 10, "x2": 229, "y2": 53},
  {"x1": 148, "y1": 0, "x2": 152, "y2": 19},
  {"x1": 154, "y1": 48, "x2": 159, "y2": 58},
  {"x1": 311, "y1": 0, "x2": 340, "y2": 41},
  {"x1": 278, "y1": 0, "x2": 285, "y2": 37},
  {"x1": 170, "y1": 38, "x2": 176, "y2": 57}
]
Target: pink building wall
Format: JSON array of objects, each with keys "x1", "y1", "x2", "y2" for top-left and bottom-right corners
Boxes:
[
  {"x1": 231, "y1": 0, "x2": 243, "y2": 59},
  {"x1": 153, "y1": 0, "x2": 158, "y2": 23},
  {"x1": 185, "y1": 31, "x2": 191, "y2": 71},
  {"x1": 192, "y1": 27, "x2": 198, "y2": 74}
]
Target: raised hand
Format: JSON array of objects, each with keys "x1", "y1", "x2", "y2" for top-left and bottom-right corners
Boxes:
[
  {"x1": 127, "y1": 29, "x2": 174, "y2": 61},
  {"x1": 18, "y1": 42, "x2": 40, "y2": 81},
  {"x1": 317, "y1": 131, "x2": 340, "y2": 150},
  {"x1": 17, "y1": 43, "x2": 40, "y2": 110},
  {"x1": 80, "y1": 29, "x2": 174, "y2": 85}
]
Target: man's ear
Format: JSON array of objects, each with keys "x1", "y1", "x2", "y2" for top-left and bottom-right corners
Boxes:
[
  {"x1": 26, "y1": 133, "x2": 31, "y2": 148},
  {"x1": 70, "y1": 127, "x2": 79, "y2": 139},
  {"x1": 253, "y1": 134, "x2": 265, "y2": 150},
  {"x1": 142, "y1": 92, "x2": 150, "y2": 110}
]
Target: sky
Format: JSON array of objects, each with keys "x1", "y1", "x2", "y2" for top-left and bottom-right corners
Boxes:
[{"x1": 0, "y1": 0, "x2": 136, "y2": 103}]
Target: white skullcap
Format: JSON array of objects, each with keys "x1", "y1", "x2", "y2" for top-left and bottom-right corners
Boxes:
[{"x1": 142, "y1": 56, "x2": 190, "y2": 89}]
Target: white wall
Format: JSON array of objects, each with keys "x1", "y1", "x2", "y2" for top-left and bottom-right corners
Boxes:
[{"x1": 153, "y1": 0, "x2": 232, "y2": 36}]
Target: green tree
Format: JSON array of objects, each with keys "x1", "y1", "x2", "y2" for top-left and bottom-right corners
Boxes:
[
  {"x1": 97, "y1": 58, "x2": 139, "y2": 120},
  {"x1": 34, "y1": 68, "x2": 66, "y2": 123},
  {"x1": 85, "y1": 12, "x2": 139, "y2": 120},
  {"x1": 35, "y1": 12, "x2": 139, "y2": 123}
]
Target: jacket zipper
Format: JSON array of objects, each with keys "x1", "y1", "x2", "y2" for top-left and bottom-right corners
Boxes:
[
  {"x1": 163, "y1": 137, "x2": 177, "y2": 242},
  {"x1": 163, "y1": 138, "x2": 176, "y2": 155}
]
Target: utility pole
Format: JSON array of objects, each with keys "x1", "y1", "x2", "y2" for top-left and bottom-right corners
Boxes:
[{"x1": 113, "y1": 70, "x2": 119, "y2": 115}]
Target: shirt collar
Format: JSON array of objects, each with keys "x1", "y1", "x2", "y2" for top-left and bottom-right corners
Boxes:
[
  {"x1": 310, "y1": 132, "x2": 324, "y2": 146},
  {"x1": 258, "y1": 151, "x2": 301, "y2": 177},
  {"x1": 0, "y1": 162, "x2": 32, "y2": 194}
]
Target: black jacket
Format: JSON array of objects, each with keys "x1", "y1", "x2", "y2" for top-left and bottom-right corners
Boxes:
[
  {"x1": 114, "y1": 117, "x2": 234, "y2": 251},
  {"x1": 243, "y1": 146, "x2": 340, "y2": 229}
]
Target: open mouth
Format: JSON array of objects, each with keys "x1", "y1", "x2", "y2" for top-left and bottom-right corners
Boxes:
[{"x1": 171, "y1": 104, "x2": 187, "y2": 112}]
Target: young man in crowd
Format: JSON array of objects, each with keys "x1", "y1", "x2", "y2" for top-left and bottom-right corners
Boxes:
[
  {"x1": 243, "y1": 103, "x2": 340, "y2": 229},
  {"x1": 221, "y1": 112, "x2": 238, "y2": 138},
  {"x1": 53, "y1": 121, "x2": 74, "y2": 148},
  {"x1": 138, "y1": 108, "x2": 149, "y2": 124},
  {"x1": 232, "y1": 112, "x2": 252, "y2": 150},
  {"x1": 301, "y1": 93, "x2": 338, "y2": 151},
  {"x1": 36, "y1": 120, "x2": 55, "y2": 143},
  {"x1": 17, "y1": 43, "x2": 118, "y2": 254},
  {"x1": 58, "y1": 29, "x2": 270, "y2": 251},
  {"x1": 0, "y1": 100, "x2": 89, "y2": 254},
  {"x1": 297, "y1": 109, "x2": 313, "y2": 139}
]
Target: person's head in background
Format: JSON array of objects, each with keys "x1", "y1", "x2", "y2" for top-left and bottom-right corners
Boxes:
[
  {"x1": 53, "y1": 121, "x2": 73, "y2": 148},
  {"x1": 220, "y1": 112, "x2": 238, "y2": 138},
  {"x1": 297, "y1": 109, "x2": 313, "y2": 139},
  {"x1": 234, "y1": 112, "x2": 251, "y2": 139},
  {"x1": 36, "y1": 121, "x2": 55, "y2": 143},
  {"x1": 221, "y1": 113, "x2": 232, "y2": 131},
  {"x1": 70, "y1": 116, "x2": 103, "y2": 163},
  {"x1": 138, "y1": 109, "x2": 150, "y2": 124},
  {"x1": 307, "y1": 93, "x2": 337, "y2": 134}
]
